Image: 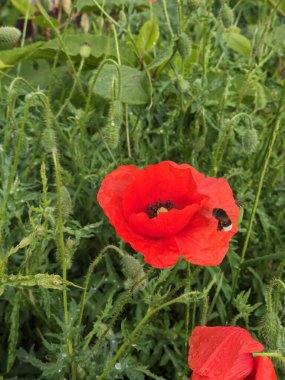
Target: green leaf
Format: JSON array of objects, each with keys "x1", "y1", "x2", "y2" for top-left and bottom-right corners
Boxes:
[
  {"x1": 92, "y1": 64, "x2": 151, "y2": 105},
  {"x1": 6, "y1": 292, "x2": 20, "y2": 372},
  {"x1": 269, "y1": 0, "x2": 285, "y2": 16},
  {"x1": 0, "y1": 273, "x2": 81, "y2": 291},
  {"x1": 222, "y1": 31, "x2": 251, "y2": 57},
  {"x1": 76, "y1": 0, "x2": 147, "y2": 12},
  {"x1": 146, "y1": 45, "x2": 173, "y2": 70},
  {"x1": 10, "y1": 0, "x2": 36, "y2": 16},
  {"x1": 137, "y1": 19, "x2": 160, "y2": 54},
  {"x1": 0, "y1": 42, "x2": 44, "y2": 65}
]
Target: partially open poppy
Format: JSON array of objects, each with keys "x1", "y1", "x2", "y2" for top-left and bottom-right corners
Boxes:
[
  {"x1": 188, "y1": 326, "x2": 277, "y2": 380},
  {"x1": 97, "y1": 161, "x2": 239, "y2": 268}
]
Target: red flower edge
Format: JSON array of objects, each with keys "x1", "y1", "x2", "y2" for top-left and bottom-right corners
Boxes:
[
  {"x1": 189, "y1": 326, "x2": 277, "y2": 380},
  {"x1": 97, "y1": 161, "x2": 239, "y2": 268}
]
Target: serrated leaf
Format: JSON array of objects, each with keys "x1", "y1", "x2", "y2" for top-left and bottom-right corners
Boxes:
[
  {"x1": 0, "y1": 41, "x2": 44, "y2": 65},
  {"x1": 7, "y1": 292, "x2": 20, "y2": 372},
  {"x1": 137, "y1": 19, "x2": 160, "y2": 54},
  {"x1": 0, "y1": 273, "x2": 81, "y2": 291},
  {"x1": 76, "y1": 0, "x2": 147, "y2": 12}
]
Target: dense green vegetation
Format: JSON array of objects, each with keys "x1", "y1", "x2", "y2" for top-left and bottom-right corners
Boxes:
[{"x1": 0, "y1": 0, "x2": 285, "y2": 378}]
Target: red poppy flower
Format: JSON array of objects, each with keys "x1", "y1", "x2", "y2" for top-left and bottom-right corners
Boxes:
[
  {"x1": 188, "y1": 326, "x2": 277, "y2": 380},
  {"x1": 97, "y1": 161, "x2": 239, "y2": 268}
]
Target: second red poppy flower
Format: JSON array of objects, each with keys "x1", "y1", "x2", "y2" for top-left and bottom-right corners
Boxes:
[{"x1": 97, "y1": 161, "x2": 239, "y2": 268}]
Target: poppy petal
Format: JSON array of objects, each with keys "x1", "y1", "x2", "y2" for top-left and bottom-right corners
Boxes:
[
  {"x1": 188, "y1": 327, "x2": 264, "y2": 378},
  {"x1": 97, "y1": 165, "x2": 180, "y2": 268},
  {"x1": 247, "y1": 357, "x2": 277, "y2": 380},
  {"x1": 176, "y1": 177, "x2": 239, "y2": 266}
]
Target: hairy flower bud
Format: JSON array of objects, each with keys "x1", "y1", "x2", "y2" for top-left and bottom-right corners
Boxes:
[
  {"x1": 242, "y1": 128, "x2": 259, "y2": 154},
  {"x1": 0, "y1": 26, "x2": 21, "y2": 46},
  {"x1": 188, "y1": 0, "x2": 200, "y2": 11},
  {"x1": 177, "y1": 32, "x2": 191, "y2": 59},
  {"x1": 102, "y1": 100, "x2": 122, "y2": 149},
  {"x1": 121, "y1": 254, "x2": 143, "y2": 279},
  {"x1": 260, "y1": 312, "x2": 282, "y2": 349},
  {"x1": 221, "y1": 4, "x2": 234, "y2": 28}
]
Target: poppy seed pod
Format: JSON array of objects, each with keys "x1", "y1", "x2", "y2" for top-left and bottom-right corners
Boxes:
[
  {"x1": 242, "y1": 128, "x2": 259, "y2": 154},
  {"x1": 177, "y1": 32, "x2": 192, "y2": 59},
  {"x1": 0, "y1": 26, "x2": 21, "y2": 46},
  {"x1": 80, "y1": 43, "x2": 91, "y2": 59},
  {"x1": 221, "y1": 4, "x2": 234, "y2": 28}
]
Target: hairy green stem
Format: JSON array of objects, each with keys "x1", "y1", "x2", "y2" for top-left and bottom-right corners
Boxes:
[
  {"x1": 231, "y1": 81, "x2": 285, "y2": 301},
  {"x1": 34, "y1": 0, "x2": 86, "y2": 99},
  {"x1": 97, "y1": 291, "x2": 203, "y2": 380}
]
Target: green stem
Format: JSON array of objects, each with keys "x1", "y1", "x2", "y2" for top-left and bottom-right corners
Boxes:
[
  {"x1": 97, "y1": 291, "x2": 203, "y2": 380},
  {"x1": 17, "y1": 1, "x2": 31, "y2": 76},
  {"x1": 34, "y1": 0, "x2": 86, "y2": 100},
  {"x1": 0, "y1": 92, "x2": 45, "y2": 254},
  {"x1": 52, "y1": 150, "x2": 72, "y2": 358},
  {"x1": 77, "y1": 245, "x2": 124, "y2": 331},
  {"x1": 162, "y1": 0, "x2": 175, "y2": 38},
  {"x1": 84, "y1": 268, "x2": 155, "y2": 357},
  {"x1": 56, "y1": 58, "x2": 85, "y2": 119},
  {"x1": 231, "y1": 81, "x2": 285, "y2": 301},
  {"x1": 252, "y1": 352, "x2": 285, "y2": 364}
]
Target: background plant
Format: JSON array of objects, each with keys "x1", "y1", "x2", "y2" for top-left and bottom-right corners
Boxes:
[{"x1": 0, "y1": 0, "x2": 285, "y2": 379}]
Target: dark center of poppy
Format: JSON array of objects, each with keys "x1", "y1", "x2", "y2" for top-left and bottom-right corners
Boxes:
[{"x1": 146, "y1": 200, "x2": 176, "y2": 218}]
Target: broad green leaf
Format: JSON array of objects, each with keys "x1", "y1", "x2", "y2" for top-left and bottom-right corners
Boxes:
[
  {"x1": 0, "y1": 41, "x2": 44, "y2": 65},
  {"x1": 222, "y1": 31, "x2": 251, "y2": 57},
  {"x1": 92, "y1": 64, "x2": 151, "y2": 105},
  {"x1": 76, "y1": 0, "x2": 146, "y2": 12},
  {"x1": 137, "y1": 19, "x2": 160, "y2": 54},
  {"x1": 269, "y1": 0, "x2": 285, "y2": 16},
  {"x1": 10, "y1": 0, "x2": 36, "y2": 16},
  {"x1": 39, "y1": 33, "x2": 136, "y2": 66},
  {"x1": 0, "y1": 60, "x2": 13, "y2": 69}
]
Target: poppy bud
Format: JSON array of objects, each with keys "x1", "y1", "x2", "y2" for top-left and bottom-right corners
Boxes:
[
  {"x1": 188, "y1": 0, "x2": 200, "y2": 10},
  {"x1": 80, "y1": 13, "x2": 90, "y2": 34},
  {"x1": 242, "y1": 127, "x2": 259, "y2": 154},
  {"x1": 42, "y1": 128, "x2": 57, "y2": 153},
  {"x1": 60, "y1": 186, "x2": 73, "y2": 220},
  {"x1": 102, "y1": 100, "x2": 122, "y2": 149},
  {"x1": 255, "y1": 83, "x2": 266, "y2": 110},
  {"x1": 80, "y1": 43, "x2": 91, "y2": 59},
  {"x1": 0, "y1": 26, "x2": 21, "y2": 46},
  {"x1": 119, "y1": 10, "x2": 127, "y2": 23},
  {"x1": 220, "y1": 4, "x2": 234, "y2": 28},
  {"x1": 121, "y1": 254, "x2": 143, "y2": 279},
  {"x1": 260, "y1": 312, "x2": 282, "y2": 349},
  {"x1": 177, "y1": 32, "x2": 191, "y2": 59},
  {"x1": 62, "y1": 0, "x2": 72, "y2": 15}
]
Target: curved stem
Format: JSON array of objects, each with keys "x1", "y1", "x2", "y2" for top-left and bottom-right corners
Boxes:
[
  {"x1": 231, "y1": 80, "x2": 285, "y2": 301},
  {"x1": 77, "y1": 245, "x2": 124, "y2": 331},
  {"x1": 97, "y1": 291, "x2": 203, "y2": 380}
]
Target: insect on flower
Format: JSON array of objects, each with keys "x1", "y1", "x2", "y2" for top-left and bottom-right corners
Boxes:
[{"x1": 212, "y1": 208, "x2": 232, "y2": 232}]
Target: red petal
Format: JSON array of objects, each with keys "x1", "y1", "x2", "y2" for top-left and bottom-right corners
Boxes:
[
  {"x1": 246, "y1": 357, "x2": 277, "y2": 380},
  {"x1": 97, "y1": 164, "x2": 180, "y2": 268},
  {"x1": 127, "y1": 205, "x2": 199, "y2": 238},
  {"x1": 176, "y1": 177, "x2": 239, "y2": 266},
  {"x1": 188, "y1": 327, "x2": 264, "y2": 378}
]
